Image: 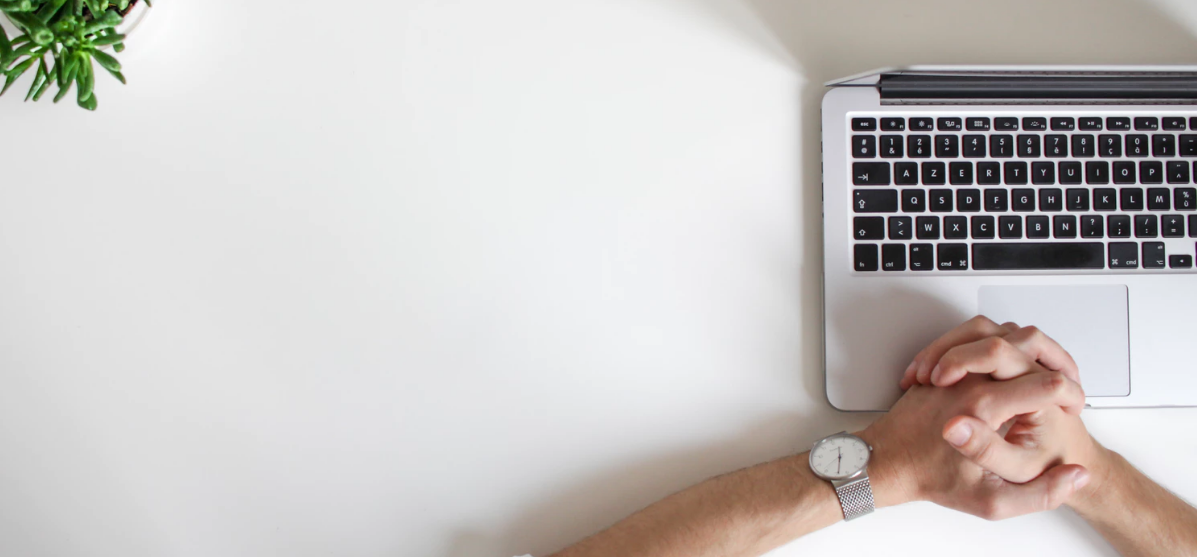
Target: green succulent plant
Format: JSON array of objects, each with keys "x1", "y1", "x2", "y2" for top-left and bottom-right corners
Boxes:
[{"x1": 0, "y1": 0, "x2": 150, "y2": 110}]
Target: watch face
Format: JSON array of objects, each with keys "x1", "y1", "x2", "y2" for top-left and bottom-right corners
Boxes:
[{"x1": 810, "y1": 434, "x2": 870, "y2": 480}]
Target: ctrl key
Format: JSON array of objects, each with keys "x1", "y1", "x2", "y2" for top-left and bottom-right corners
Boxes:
[
  {"x1": 854, "y1": 244, "x2": 879, "y2": 271},
  {"x1": 1171, "y1": 254, "x2": 1194, "y2": 269},
  {"x1": 937, "y1": 243, "x2": 968, "y2": 270}
]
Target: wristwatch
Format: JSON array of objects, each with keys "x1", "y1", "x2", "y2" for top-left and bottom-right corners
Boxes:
[{"x1": 808, "y1": 432, "x2": 875, "y2": 521}]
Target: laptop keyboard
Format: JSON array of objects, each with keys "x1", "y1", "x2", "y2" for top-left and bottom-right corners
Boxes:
[{"x1": 848, "y1": 114, "x2": 1197, "y2": 273}]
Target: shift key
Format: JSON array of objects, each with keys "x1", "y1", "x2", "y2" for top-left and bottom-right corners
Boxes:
[
  {"x1": 853, "y1": 162, "x2": 891, "y2": 185},
  {"x1": 854, "y1": 190, "x2": 898, "y2": 213}
]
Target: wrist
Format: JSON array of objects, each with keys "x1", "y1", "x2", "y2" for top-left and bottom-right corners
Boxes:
[
  {"x1": 1068, "y1": 442, "x2": 1121, "y2": 516},
  {"x1": 855, "y1": 428, "x2": 919, "y2": 508}
]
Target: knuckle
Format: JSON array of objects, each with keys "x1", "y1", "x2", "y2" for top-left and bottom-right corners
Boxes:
[
  {"x1": 967, "y1": 392, "x2": 993, "y2": 417},
  {"x1": 982, "y1": 337, "x2": 1010, "y2": 360},
  {"x1": 1041, "y1": 372, "x2": 1066, "y2": 396},
  {"x1": 969, "y1": 315, "x2": 997, "y2": 330},
  {"x1": 980, "y1": 498, "x2": 1006, "y2": 521}
]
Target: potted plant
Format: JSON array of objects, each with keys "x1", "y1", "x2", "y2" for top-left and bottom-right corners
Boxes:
[{"x1": 0, "y1": 0, "x2": 151, "y2": 110}]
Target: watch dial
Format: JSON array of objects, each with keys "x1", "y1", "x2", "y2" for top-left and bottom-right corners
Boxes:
[{"x1": 811, "y1": 435, "x2": 869, "y2": 480}]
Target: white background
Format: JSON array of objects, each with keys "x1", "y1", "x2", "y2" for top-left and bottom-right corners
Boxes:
[{"x1": 3, "y1": 0, "x2": 1197, "y2": 556}]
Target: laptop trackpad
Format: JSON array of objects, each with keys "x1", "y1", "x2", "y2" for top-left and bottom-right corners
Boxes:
[{"x1": 978, "y1": 285, "x2": 1129, "y2": 397}]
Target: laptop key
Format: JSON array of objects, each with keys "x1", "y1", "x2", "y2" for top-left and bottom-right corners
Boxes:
[
  {"x1": 922, "y1": 162, "x2": 946, "y2": 185},
  {"x1": 1164, "y1": 116, "x2": 1187, "y2": 130},
  {"x1": 1032, "y1": 161, "x2": 1055, "y2": 184},
  {"x1": 1108, "y1": 242, "x2": 1139, "y2": 269},
  {"x1": 1153, "y1": 134, "x2": 1176, "y2": 157},
  {"x1": 984, "y1": 189, "x2": 1009, "y2": 212},
  {"x1": 909, "y1": 135, "x2": 932, "y2": 158},
  {"x1": 1135, "y1": 116, "x2": 1159, "y2": 131},
  {"x1": 1004, "y1": 162, "x2": 1028, "y2": 185},
  {"x1": 1143, "y1": 242, "x2": 1166, "y2": 269},
  {"x1": 1094, "y1": 188, "x2": 1118, "y2": 211},
  {"x1": 956, "y1": 189, "x2": 981, "y2": 212},
  {"x1": 854, "y1": 244, "x2": 879, "y2": 271},
  {"x1": 994, "y1": 117, "x2": 1019, "y2": 131},
  {"x1": 1170, "y1": 254, "x2": 1194, "y2": 269},
  {"x1": 1180, "y1": 134, "x2": 1197, "y2": 156},
  {"x1": 1113, "y1": 161, "x2": 1136, "y2": 184},
  {"x1": 1039, "y1": 188, "x2": 1063, "y2": 212},
  {"x1": 937, "y1": 243, "x2": 968, "y2": 270},
  {"x1": 1072, "y1": 135, "x2": 1095, "y2": 157},
  {"x1": 1163, "y1": 215, "x2": 1185, "y2": 237},
  {"x1": 1086, "y1": 161, "x2": 1109, "y2": 184},
  {"x1": 977, "y1": 162, "x2": 1001, "y2": 185},
  {"x1": 949, "y1": 162, "x2": 973, "y2": 185},
  {"x1": 1099, "y1": 135, "x2": 1122, "y2": 157},
  {"x1": 944, "y1": 216, "x2": 968, "y2": 239},
  {"x1": 880, "y1": 135, "x2": 903, "y2": 158},
  {"x1": 1168, "y1": 161, "x2": 1190, "y2": 184},
  {"x1": 854, "y1": 217, "x2": 884, "y2": 240},
  {"x1": 929, "y1": 189, "x2": 953, "y2": 212},
  {"x1": 1121, "y1": 188, "x2": 1144, "y2": 211},
  {"x1": 910, "y1": 244, "x2": 934, "y2": 271},
  {"x1": 1135, "y1": 215, "x2": 1158, "y2": 238},
  {"x1": 937, "y1": 118, "x2": 962, "y2": 131},
  {"x1": 1107, "y1": 117, "x2": 1131, "y2": 131},
  {"x1": 1078, "y1": 117, "x2": 1103, "y2": 130},
  {"x1": 971, "y1": 216, "x2": 996, "y2": 239},
  {"x1": 990, "y1": 135, "x2": 1014, "y2": 158},
  {"x1": 966, "y1": 117, "x2": 990, "y2": 131},
  {"x1": 854, "y1": 190, "x2": 898, "y2": 213},
  {"x1": 936, "y1": 135, "x2": 959, "y2": 158},
  {"x1": 1191, "y1": 215, "x2": 1197, "y2": 237},
  {"x1": 1108, "y1": 215, "x2": 1131, "y2": 238},
  {"x1": 902, "y1": 189, "x2": 926, "y2": 212},
  {"x1": 1059, "y1": 161, "x2": 1082, "y2": 184},
  {"x1": 915, "y1": 216, "x2": 940, "y2": 240},
  {"x1": 1051, "y1": 117, "x2": 1075, "y2": 131},
  {"x1": 895, "y1": 162, "x2": 918, "y2": 185},
  {"x1": 853, "y1": 162, "x2": 890, "y2": 185},
  {"x1": 1054, "y1": 215, "x2": 1077, "y2": 238},
  {"x1": 1147, "y1": 188, "x2": 1170, "y2": 211},
  {"x1": 1141, "y1": 161, "x2": 1163, "y2": 185},
  {"x1": 999, "y1": 215, "x2": 1023, "y2": 239},
  {"x1": 881, "y1": 117, "x2": 906, "y2": 131},
  {"x1": 1067, "y1": 189, "x2": 1090, "y2": 211},
  {"x1": 1045, "y1": 135, "x2": 1068, "y2": 157},
  {"x1": 1027, "y1": 216, "x2": 1050, "y2": 238},
  {"x1": 1012, "y1": 188, "x2": 1036, "y2": 211},
  {"x1": 854, "y1": 136, "x2": 876, "y2": 158},
  {"x1": 852, "y1": 118, "x2": 877, "y2": 131},
  {"x1": 882, "y1": 244, "x2": 907, "y2": 271},
  {"x1": 1126, "y1": 134, "x2": 1149, "y2": 157},
  {"x1": 1023, "y1": 117, "x2": 1047, "y2": 131},
  {"x1": 962, "y1": 135, "x2": 986, "y2": 157},
  {"x1": 1081, "y1": 215, "x2": 1104, "y2": 238},
  {"x1": 1177, "y1": 187, "x2": 1197, "y2": 210},
  {"x1": 972, "y1": 242, "x2": 1104, "y2": 270},
  {"x1": 1018, "y1": 134, "x2": 1041, "y2": 158},
  {"x1": 910, "y1": 117, "x2": 934, "y2": 131}
]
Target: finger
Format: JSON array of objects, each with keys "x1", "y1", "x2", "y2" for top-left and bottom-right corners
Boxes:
[
  {"x1": 929, "y1": 336, "x2": 1045, "y2": 387},
  {"x1": 943, "y1": 416, "x2": 1043, "y2": 482},
  {"x1": 999, "y1": 322, "x2": 1020, "y2": 333},
  {"x1": 1001, "y1": 326, "x2": 1082, "y2": 388},
  {"x1": 903, "y1": 316, "x2": 1007, "y2": 388},
  {"x1": 969, "y1": 372, "x2": 1087, "y2": 424},
  {"x1": 977, "y1": 464, "x2": 1089, "y2": 521}
]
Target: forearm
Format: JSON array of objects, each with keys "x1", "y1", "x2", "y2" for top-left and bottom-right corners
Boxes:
[
  {"x1": 548, "y1": 453, "x2": 839, "y2": 557},
  {"x1": 1071, "y1": 449, "x2": 1197, "y2": 557}
]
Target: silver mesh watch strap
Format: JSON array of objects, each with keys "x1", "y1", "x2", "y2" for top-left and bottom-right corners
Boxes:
[{"x1": 834, "y1": 477, "x2": 875, "y2": 521}]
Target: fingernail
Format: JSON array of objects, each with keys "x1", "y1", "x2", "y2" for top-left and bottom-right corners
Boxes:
[
  {"x1": 905, "y1": 360, "x2": 917, "y2": 375},
  {"x1": 1073, "y1": 469, "x2": 1091, "y2": 490},
  {"x1": 928, "y1": 364, "x2": 941, "y2": 383},
  {"x1": 945, "y1": 422, "x2": 971, "y2": 447}
]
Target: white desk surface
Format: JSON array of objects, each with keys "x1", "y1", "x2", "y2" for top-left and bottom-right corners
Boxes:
[{"x1": 3, "y1": 1, "x2": 1197, "y2": 555}]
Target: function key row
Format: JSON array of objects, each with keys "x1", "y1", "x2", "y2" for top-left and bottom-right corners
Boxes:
[{"x1": 851, "y1": 116, "x2": 1193, "y2": 133}]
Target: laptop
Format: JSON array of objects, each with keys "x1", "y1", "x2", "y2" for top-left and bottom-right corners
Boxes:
[{"x1": 821, "y1": 66, "x2": 1197, "y2": 410}]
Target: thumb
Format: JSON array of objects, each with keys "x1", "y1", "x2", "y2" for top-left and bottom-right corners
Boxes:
[
  {"x1": 944, "y1": 415, "x2": 1041, "y2": 483},
  {"x1": 977, "y1": 464, "x2": 1090, "y2": 521}
]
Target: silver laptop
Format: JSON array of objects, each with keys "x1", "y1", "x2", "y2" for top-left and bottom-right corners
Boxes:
[{"x1": 822, "y1": 66, "x2": 1197, "y2": 410}]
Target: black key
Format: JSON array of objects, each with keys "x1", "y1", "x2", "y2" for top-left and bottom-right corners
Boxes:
[
  {"x1": 938, "y1": 243, "x2": 969, "y2": 271},
  {"x1": 922, "y1": 162, "x2": 946, "y2": 185},
  {"x1": 962, "y1": 135, "x2": 986, "y2": 157},
  {"x1": 1094, "y1": 188, "x2": 1118, "y2": 211},
  {"x1": 990, "y1": 135, "x2": 1014, "y2": 158},
  {"x1": 1190, "y1": 117, "x2": 1197, "y2": 130},
  {"x1": 852, "y1": 118, "x2": 877, "y2": 131},
  {"x1": 1086, "y1": 161, "x2": 1109, "y2": 184},
  {"x1": 894, "y1": 162, "x2": 919, "y2": 185},
  {"x1": 910, "y1": 244, "x2": 934, "y2": 271},
  {"x1": 1107, "y1": 117, "x2": 1131, "y2": 131},
  {"x1": 1141, "y1": 161, "x2": 1164, "y2": 185},
  {"x1": 949, "y1": 162, "x2": 973, "y2": 185},
  {"x1": 910, "y1": 117, "x2": 934, "y2": 131},
  {"x1": 1032, "y1": 161, "x2": 1055, "y2": 185},
  {"x1": 1180, "y1": 134, "x2": 1197, "y2": 156},
  {"x1": 882, "y1": 244, "x2": 907, "y2": 271},
  {"x1": 929, "y1": 189, "x2": 953, "y2": 212},
  {"x1": 1004, "y1": 161, "x2": 1028, "y2": 185},
  {"x1": 1059, "y1": 161, "x2": 1083, "y2": 184},
  {"x1": 1023, "y1": 117, "x2": 1047, "y2": 131},
  {"x1": 977, "y1": 162, "x2": 1001, "y2": 185},
  {"x1": 1039, "y1": 188, "x2": 1063, "y2": 212},
  {"x1": 937, "y1": 117, "x2": 962, "y2": 132},
  {"x1": 1153, "y1": 134, "x2": 1176, "y2": 157},
  {"x1": 902, "y1": 189, "x2": 927, "y2": 212},
  {"x1": 880, "y1": 117, "x2": 906, "y2": 131},
  {"x1": 1108, "y1": 215, "x2": 1131, "y2": 238},
  {"x1": 994, "y1": 117, "x2": 1019, "y2": 131},
  {"x1": 1099, "y1": 134, "x2": 1122, "y2": 157},
  {"x1": 966, "y1": 117, "x2": 991, "y2": 131},
  {"x1": 854, "y1": 189, "x2": 898, "y2": 213},
  {"x1": 973, "y1": 242, "x2": 1104, "y2": 270},
  {"x1": 1126, "y1": 134, "x2": 1149, "y2": 157},
  {"x1": 1168, "y1": 161, "x2": 1190, "y2": 184},
  {"x1": 1078, "y1": 117, "x2": 1103, "y2": 130},
  {"x1": 879, "y1": 135, "x2": 904, "y2": 158},
  {"x1": 1018, "y1": 134, "x2": 1041, "y2": 158},
  {"x1": 944, "y1": 216, "x2": 968, "y2": 239},
  {"x1": 916, "y1": 216, "x2": 940, "y2": 240},
  {"x1": 1121, "y1": 188, "x2": 1144, "y2": 211},
  {"x1": 1108, "y1": 242, "x2": 1139, "y2": 269},
  {"x1": 1071, "y1": 134, "x2": 1095, "y2": 157},
  {"x1": 853, "y1": 162, "x2": 890, "y2": 186},
  {"x1": 1044, "y1": 134, "x2": 1069, "y2": 157},
  {"x1": 999, "y1": 215, "x2": 1023, "y2": 239},
  {"x1": 1170, "y1": 254, "x2": 1193, "y2": 269},
  {"x1": 984, "y1": 189, "x2": 1009, "y2": 212},
  {"x1": 889, "y1": 217, "x2": 912, "y2": 240},
  {"x1": 1135, "y1": 116, "x2": 1159, "y2": 131},
  {"x1": 1147, "y1": 188, "x2": 1170, "y2": 211},
  {"x1": 1176, "y1": 187, "x2": 1197, "y2": 210},
  {"x1": 1192, "y1": 215, "x2": 1197, "y2": 237},
  {"x1": 1113, "y1": 161, "x2": 1136, "y2": 184},
  {"x1": 1081, "y1": 215, "x2": 1104, "y2": 238},
  {"x1": 908, "y1": 135, "x2": 932, "y2": 158},
  {"x1": 854, "y1": 244, "x2": 879, "y2": 271},
  {"x1": 1026, "y1": 215, "x2": 1051, "y2": 238},
  {"x1": 1067, "y1": 189, "x2": 1090, "y2": 211},
  {"x1": 854, "y1": 217, "x2": 885, "y2": 240},
  {"x1": 1164, "y1": 117, "x2": 1187, "y2": 130},
  {"x1": 956, "y1": 189, "x2": 981, "y2": 212},
  {"x1": 1143, "y1": 242, "x2": 1166, "y2": 269},
  {"x1": 1135, "y1": 214, "x2": 1158, "y2": 237},
  {"x1": 1012, "y1": 188, "x2": 1036, "y2": 211},
  {"x1": 1051, "y1": 117, "x2": 1075, "y2": 131},
  {"x1": 1053, "y1": 215, "x2": 1077, "y2": 238},
  {"x1": 972, "y1": 216, "x2": 996, "y2": 239},
  {"x1": 1163, "y1": 215, "x2": 1186, "y2": 237},
  {"x1": 853, "y1": 135, "x2": 876, "y2": 158},
  {"x1": 936, "y1": 135, "x2": 959, "y2": 158}
]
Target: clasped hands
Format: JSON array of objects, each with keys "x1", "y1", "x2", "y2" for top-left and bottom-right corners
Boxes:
[{"x1": 857, "y1": 316, "x2": 1110, "y2": 520}]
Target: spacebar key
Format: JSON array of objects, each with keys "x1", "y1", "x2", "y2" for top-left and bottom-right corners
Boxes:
[{"x1": 972, "y1": 242, "x2": 1105, "y2": 270}]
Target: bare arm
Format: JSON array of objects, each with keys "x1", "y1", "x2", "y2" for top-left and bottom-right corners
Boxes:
[{"x1": 1071, "y1": 449, "x2": 1197, "y2": 557}]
